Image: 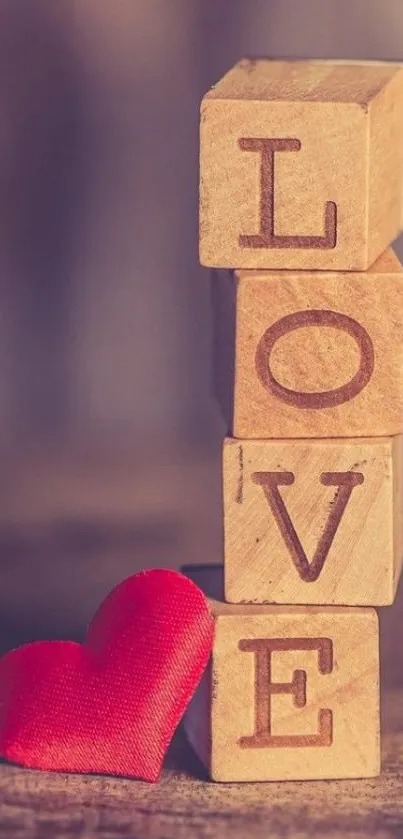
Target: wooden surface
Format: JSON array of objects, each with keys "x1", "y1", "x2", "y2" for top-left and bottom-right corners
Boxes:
[
  {"x1": 184, "y1": 566, "x2": 379, "y2": 782},
  {"x1": 199, "y1": 59, "x2": 403, "y2": 271},
  {"x1": 0, "y1": 444, "x2": 402, "y2": 835},
  {"x1": 213, "y1": 249, "x2": 403, "y2": 439},
  {"x1": 1, "y1": 690, "x2": 402, "y2": 838},
  {"x1": 223, "y1": 436, "x2": 403, "y2": 605}
]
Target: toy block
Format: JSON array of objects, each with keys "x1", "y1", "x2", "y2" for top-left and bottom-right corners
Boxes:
[
  {"x1": 200, "y1": 59, "x2": 403, "y2": 271},
  {"x1": 212, "y1": 248, "x2": 403, "y2": 439},
  {"x1": 223, "y1": 435, "x2": 403, "y2": 606},
  {"x1": 183, "y1": 566, "x2": 380, "y2": 783}
]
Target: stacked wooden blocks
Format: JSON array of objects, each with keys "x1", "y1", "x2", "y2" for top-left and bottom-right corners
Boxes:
[{"x1": 185, "y1": 60, "x2": 403, "y2": 782}]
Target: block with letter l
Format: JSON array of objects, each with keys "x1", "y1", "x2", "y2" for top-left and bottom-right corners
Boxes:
[
  {"x1": 213, "y1": 248, "x2": 403, "y2": 439},
  {"x1": 200, "y1": 59, "x2": 403, "y2": 271},
  {"x1": 183, "y1": 566, "x2": 380, "y2": 782}
]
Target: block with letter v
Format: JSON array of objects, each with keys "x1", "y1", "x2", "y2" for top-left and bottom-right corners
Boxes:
[{"x1": 223, "y1": 436, "x2": 403, "y2": 606}]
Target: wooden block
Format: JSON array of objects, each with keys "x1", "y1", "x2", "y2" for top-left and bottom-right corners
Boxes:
[
  {"x1": 200, "y1": 59, "x2": 403, "y2": 271},
  {"x1": 213, "y1": 248, "x2": 403, "y2": 438},
  {"x1": 223, "y1": 436, "x2": 403, "y2": 606},
  {"x1": 183, "y1": 566, "x2": 380, "y2": 783}
]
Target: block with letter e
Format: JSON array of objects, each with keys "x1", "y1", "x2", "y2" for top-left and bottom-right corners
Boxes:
[
  {"x1": 200, "y1": 59, "x2": 403, "y2": 271},
  {"x1": 183, "y1": 566, "x2": 380, "y2": 782},
  {"x1": 213, "y1": 248, "x2": 403, "y2": 439}
]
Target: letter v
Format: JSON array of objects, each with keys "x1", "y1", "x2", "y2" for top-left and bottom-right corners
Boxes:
[{"x1": 252, "y1": 471, "x2": 364, "y2": 582}]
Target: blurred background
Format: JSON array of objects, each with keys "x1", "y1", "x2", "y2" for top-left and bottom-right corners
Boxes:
[{"x1": 0, "y1": 0, "x2": 402, "y2": 684}]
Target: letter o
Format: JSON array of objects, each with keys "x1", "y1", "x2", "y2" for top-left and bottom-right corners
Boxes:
[{"x1": 255, "y1": 309, "x2": 375, "y2": 409}]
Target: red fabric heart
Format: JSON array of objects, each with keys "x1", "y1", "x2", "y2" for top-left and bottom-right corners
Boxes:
[{"x1": 0, "y1": 569, "x2": 213, "y2": 781}]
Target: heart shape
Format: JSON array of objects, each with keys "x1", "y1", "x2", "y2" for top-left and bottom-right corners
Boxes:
[{"x1": 0, "y1": 569, "x2": 214, "y2": 781}]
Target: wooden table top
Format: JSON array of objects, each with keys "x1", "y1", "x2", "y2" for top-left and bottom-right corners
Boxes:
[{"x1": 0, "y1": 689, "x2": 402, "y2": 839}]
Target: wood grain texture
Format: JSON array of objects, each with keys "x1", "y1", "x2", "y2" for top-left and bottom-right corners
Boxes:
[
  {"x1": 200, "y1": 59, "x2": 403, "y2": 271},
  {"x1": 0, "y1": 450, "x2": 402, "y2": 837},
  {"x1": 184, "y1": 566, "x2": 380, "y2": 783},
  {"x1": 223, "y1": 436, "x2": 403, "y2": 606},
  {"x1": 1, "y1": 688, "x2": 403, "y2": 839},
  {"x1": 213, "y1": 249, "x2": 403, "y2": 438},
  {"x1": 0, "y1": 442, "x2": 401, "y2": 690}
]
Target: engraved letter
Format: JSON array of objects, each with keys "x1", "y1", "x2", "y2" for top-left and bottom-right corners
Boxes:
[
  {"x1": 239, "y1": 637, "x2": 333, "y2": 749},
  {"x1": 239, "y1": 138, "x2": 337, "y2": 250},
  {"x1": 252, "y1": 471, "x2": 364, "y2": 582},
  {"x1": 255, "y1": 309, "x2": 375, "y2": 409}
]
